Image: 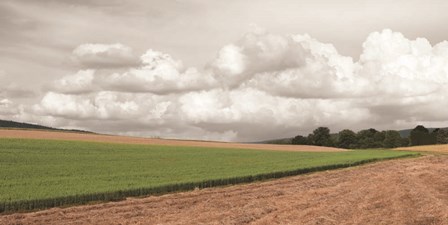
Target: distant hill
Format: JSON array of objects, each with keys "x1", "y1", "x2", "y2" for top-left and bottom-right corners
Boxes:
[
  {"x1": 257, "y1": 137, "x2": 293, "y2": 145},
  {"x1": 0, "y1": 119, "x2": 93, "y2": 134}
]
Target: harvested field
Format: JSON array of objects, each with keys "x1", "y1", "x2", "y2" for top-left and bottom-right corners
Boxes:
[
  {"x1": 396, "y1": 144, "x2": 448, "y2": 154},
  {"x1": 0, "y1": 129, "x2": 345, "y2": 152},
  {"x1": 1, "y1": 155, "x2": 447, "y2": 225}
]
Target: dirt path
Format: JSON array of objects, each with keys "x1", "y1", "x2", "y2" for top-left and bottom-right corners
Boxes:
[
  {"x1": 1, "y1": 156, "x2": 447, "y2": 225},
  {"x1": 0, "y1": 129, "x2": 345, "y2": 152}
]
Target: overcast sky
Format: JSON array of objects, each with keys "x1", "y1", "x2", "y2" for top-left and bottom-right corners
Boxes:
[{"x1": 1, "y1": 0, "x2": 448, "y2": 141}]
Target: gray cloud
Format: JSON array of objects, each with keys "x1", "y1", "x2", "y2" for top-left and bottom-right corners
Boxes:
[
  {"x1": 0, "y1": 71, "x2": 36, "y2": 99},
  {"x1": 1, "y1": 88, "x2": 35, "y2": 99},
  {"x1": 72, "y1": 43, "x2": 140, "y2": 68}
]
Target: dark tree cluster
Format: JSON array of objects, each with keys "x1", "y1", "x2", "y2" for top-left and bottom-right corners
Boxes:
[
  {"x1": 292, "y1": 125, "x2": 447, "y2": 149},
  {"x1": 436, "y1": 129, "x2": 448, "y2": 144},
  {"x1": 410, "y1": 126, "x2": 448, "y2": 146}
]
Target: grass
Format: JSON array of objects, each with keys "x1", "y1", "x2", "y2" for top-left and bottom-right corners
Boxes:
[{"x1": 0, "y1": 138, "x2": 418, "y2": 212}]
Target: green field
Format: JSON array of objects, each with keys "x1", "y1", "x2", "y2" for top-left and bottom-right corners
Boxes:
[{"x1": 0, "y1": 138, "x2": 417, "y2": 212}]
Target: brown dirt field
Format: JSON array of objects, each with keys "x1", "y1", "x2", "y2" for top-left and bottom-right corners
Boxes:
[
  {"x1": 1, "y1": 155, "x2": 447, "y2": 225},
  {"x1": 0, "y1": 129, "x2": 346, "y2": 152},
  {"x1": 396, "y1": 144, "x2": 448, "y2": 154}
]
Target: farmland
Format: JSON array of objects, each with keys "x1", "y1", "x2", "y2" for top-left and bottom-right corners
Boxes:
[
  {"x1": 0, "y1": 129, "x2": 345, "y2": 152},
  {"x1": 0, "y1": 137, "x2": 416, "y2": 213}
]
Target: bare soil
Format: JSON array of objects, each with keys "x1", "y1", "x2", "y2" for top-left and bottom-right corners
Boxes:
[
  {"x1": 0, "y1": 129, "x2": 345, "y2": 152},
  {"x1": 1, "y1": 156, "x2": 447, "y2": 225}
]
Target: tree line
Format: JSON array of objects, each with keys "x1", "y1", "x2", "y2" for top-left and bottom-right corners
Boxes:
[{"x1": 292, "y1": 125, "x2": 448, "y2": 149}]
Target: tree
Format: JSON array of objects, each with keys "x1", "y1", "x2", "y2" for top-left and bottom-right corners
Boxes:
[
  {"x1": 430, "y1": 129, "x2": 439, "y2": 144},
  {"x1": 436, "y1": 129, "x2": 448, "y2": 144},
  {"x1": 410, "y1": 125, "x2": 435, "y2": 146},
  {"x1": 307, "y1": 133, "x2": 315, "y2": 145},
  {"x1": 311, "y1": 127, "x2": 333, "y2": 147},
  {"x1": 292, "y1": 135, "x2": 308, "y2": 145},
  {"x1": 337, "y1": 129, "x2": 357, "y2": 149},
  {"x1": 400, "y1": 137, "x2": 410, "y2": 147},
  {"x1": 330, "y1": 134, "x2": 338, "y2": 147},
  {"x1": 373, "y1": 131, "x2": 386, "y2": 147},
  {"x1": 356, "y1": 128, "x2": 379, "y2": 148},
  {"x1": 383, "y1": 130, "x2": 402, "y2": 148},
  {"x1": 410, "y1": 125, "x2": 427, "y2": 146}
]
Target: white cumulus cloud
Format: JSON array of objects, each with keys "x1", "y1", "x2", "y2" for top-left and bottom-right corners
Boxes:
[
  {"x1": 50, "y1": 70, "x2": 96, "y2": 94},
  {"x1": 100, "y1": 49, "x2": 217, "y2": 94},
  {"x1": 29, "y1": 29, "x2": 448, "y2": 141},
  {"x1": 0, "y1": 98, "x2": 20, "y2": 117}
]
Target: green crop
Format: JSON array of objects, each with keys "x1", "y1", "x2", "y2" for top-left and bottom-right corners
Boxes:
[{"x1": 0, "y1": 138, "x2": 417, "y2": 212}]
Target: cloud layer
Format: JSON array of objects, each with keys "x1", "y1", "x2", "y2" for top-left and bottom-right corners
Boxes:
[
  {"x1": 72, "y1": 43, "x2": 140, "y2": 68},
  {"x1": 4, "y1": 29, "x2": 448, "y2": 141}
]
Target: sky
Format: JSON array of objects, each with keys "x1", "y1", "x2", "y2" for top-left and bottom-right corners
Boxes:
[{"x1": 1, "y1": 0, "x2": 448, "y2": 141}]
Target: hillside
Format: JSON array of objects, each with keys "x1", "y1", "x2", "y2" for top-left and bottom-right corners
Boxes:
[
  {"x1": 0, "y1": 119, "x2": 92, "y2": 134},
  {"x1": 257, "y1": 137, "x2": 293, "y2": 145}
]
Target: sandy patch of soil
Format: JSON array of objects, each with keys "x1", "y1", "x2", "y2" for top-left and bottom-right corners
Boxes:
[
  {"x1": 1, "y1": 156, "x2": 447, "y2": 225},
  {"x1": 0, "y1": 129, "x2": 345, "y2": 152}
]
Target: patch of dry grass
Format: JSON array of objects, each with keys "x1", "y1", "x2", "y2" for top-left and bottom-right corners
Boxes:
[{"x1": 395, "y1": 144, "x2": 448, "y2": 154}]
